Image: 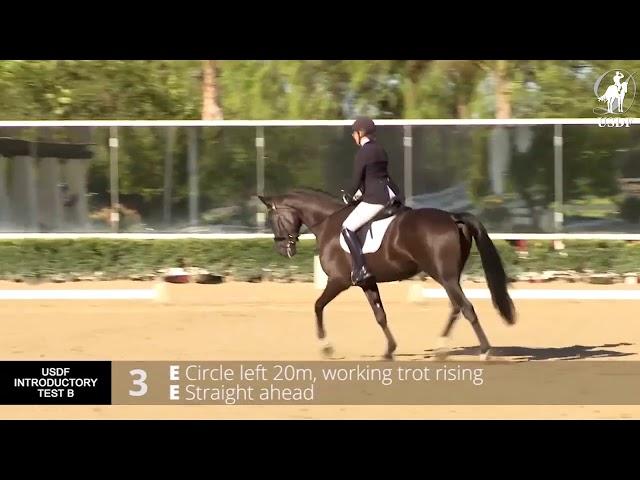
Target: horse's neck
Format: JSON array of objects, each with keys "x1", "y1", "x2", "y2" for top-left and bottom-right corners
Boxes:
[
  {"x1": 288, "y1": 195, "x2": 342, "y2": 235},
  {"x1": 300, "y1": 203, "x2": 342, "y2": 235}
]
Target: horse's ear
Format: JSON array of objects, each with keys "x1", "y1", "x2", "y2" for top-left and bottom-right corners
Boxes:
[{"x1": 258, "y1": 195, "x2": 272, "y2": 208}]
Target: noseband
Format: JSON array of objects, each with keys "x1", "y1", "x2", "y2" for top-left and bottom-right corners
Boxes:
[
  {"x1": 268, "y1": 205, "x2": 300, "y2": 247},
  {"x1": 273, "y1": 232, "x2": 299, "y2": 245}
]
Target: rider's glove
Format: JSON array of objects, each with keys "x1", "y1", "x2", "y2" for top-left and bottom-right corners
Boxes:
[{"x1": 342, "y1": 191, "x2": 355, "y2": 205}]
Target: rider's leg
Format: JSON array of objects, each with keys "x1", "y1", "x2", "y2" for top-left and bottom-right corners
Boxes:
[{"x1": 341, "y1": 202, "x2": 385, "y2": 286}]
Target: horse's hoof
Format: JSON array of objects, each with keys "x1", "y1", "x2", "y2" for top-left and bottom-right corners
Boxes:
[
  {"x1": 479, "y1": 350, "x2": 491, "y2": 361},
  {"x1": 321, "y1": 345, "x2": 335, "y2": 357},
  {"x1": 434, "y1": 348, "x2": 449, "y2": 361},
  {"x1": 434, "y1": 337, "x2": 449, "y2": 360},
  {"x1": 319, "y1": 339, "x2": 334, "y2": 357},
  {"x1": 384, "y1": 343, "x2": 397, "y2": 360}
]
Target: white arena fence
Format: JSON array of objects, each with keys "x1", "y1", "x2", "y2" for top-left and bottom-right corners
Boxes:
[
  {"x1": 2, "y1": 118, "x2": 639, "y2": 294},
  {"x1": 1, "y1": 117, "x2": 638, "y2": 241},
  {"x1": 0, "y1": 119, "x2": 634, "y2": 126},
  {"x1": 0, "y1": 283, "x2": 169, "y2": 302},
  {"x1": 1, "y1": 233, "x2": 640, "y2": 241},
  {"x1": 407, "y1": 285, "x2": 640, "y2": 302},
  {"x1": 0, "y1": 289, "x2": 156, "y2": 300}
]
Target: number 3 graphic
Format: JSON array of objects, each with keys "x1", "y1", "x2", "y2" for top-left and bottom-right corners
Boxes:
[{"x1": 129, "y1": 369, "x2": 148, "y2": 397}]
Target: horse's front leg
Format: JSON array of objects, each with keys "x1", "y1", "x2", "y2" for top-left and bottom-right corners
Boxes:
[
  {"x1": 362, "y1": 282, "x2": 397, "y2": 359},
  {"x1": 315, "y1": 278, "x2": 348, "y2": 356}
]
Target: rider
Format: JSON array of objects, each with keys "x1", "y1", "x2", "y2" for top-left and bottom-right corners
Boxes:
[
  {"x1": 614, "y1": 71, "x2": 625, "y2": 92},
  {"x1": 341, "y1": 116, "x2": 402, "y2": 286}
]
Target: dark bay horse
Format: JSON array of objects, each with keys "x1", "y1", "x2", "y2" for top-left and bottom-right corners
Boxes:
[{"x1": 258, "y1": 189, "x2": 516, "y2": 360}]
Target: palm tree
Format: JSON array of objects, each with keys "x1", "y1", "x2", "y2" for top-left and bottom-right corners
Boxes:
[{"x1": 201, "y1": 60, "x2": 223, "y2": 120}]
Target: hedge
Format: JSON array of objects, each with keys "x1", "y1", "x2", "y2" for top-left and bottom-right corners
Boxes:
[{"x1": 0, "y1": 239, "x2": 638, "y2": 282}]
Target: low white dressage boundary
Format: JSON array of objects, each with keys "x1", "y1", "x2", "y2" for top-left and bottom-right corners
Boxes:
[
  {"x1": 0, "y1": 284, "x2": 168, "y2": 301},
  {"x1": 408, "y1": 285, "x2": 640, "y2": 302}
]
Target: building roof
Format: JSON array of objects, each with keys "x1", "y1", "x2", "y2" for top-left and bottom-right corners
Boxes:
[{"x1": 0, "y1": 137, "x2": 93, "y2": 159}]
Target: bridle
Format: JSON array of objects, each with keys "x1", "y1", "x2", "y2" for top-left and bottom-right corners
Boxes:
[
  {"x1": 267, "y1": 205, "x2": 300, "y2": 257},
  {"x1": 267, "y1": 201, "x2": 353, "y2": 254}
]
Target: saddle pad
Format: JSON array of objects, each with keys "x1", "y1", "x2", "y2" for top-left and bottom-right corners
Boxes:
[{"x1": 339, "y1": 215, "x2": 397, "y2": 254}]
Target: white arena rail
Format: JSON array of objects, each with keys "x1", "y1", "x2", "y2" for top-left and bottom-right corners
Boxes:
[
  {"x1": 0, "y1": 289, "x2": 156, "y2": 300},
  {"x1": 0, "y1": 284, "x2": 170, "y2": 302},
  {"x1": 1, "y1": 116, "x2": 638, "y2": 244},
  {"x1": 0, "y1": 118, "x2": 637, "y2": 127},
  {"x1": 1, "y1": 233, "x2": 640, "y2": 241},
  {"x1": 408, "y1": 286, "x2": 640, "y2": 302},
  {"x1": 2, "y1": 118, "x2": 638, "y2": 291}
]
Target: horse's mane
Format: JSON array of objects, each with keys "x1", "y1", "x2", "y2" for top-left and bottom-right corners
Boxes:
[{"x1": 289, "y1": 188, "x2": 342, "y2": 205}]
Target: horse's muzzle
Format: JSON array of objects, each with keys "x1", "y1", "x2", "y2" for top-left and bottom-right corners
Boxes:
[{"x1": 274, "y1": 234, "x2": 298, "y2": 258}]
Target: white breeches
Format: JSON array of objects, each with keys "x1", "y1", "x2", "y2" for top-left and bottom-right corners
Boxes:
[
  {"x1": 342, "y1": 202, "x2": 385, "y2": 231},
  {"x1": 342, "y1": 187, "x2": 397, "y2": 231}
]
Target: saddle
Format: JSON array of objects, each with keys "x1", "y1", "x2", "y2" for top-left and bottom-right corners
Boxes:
[
  {"x1": 374, "y1": 197, "x2": 407, "y2": 221},
  {"x1": 353, "y1": 197, "x2": 410, "y2": 246}
]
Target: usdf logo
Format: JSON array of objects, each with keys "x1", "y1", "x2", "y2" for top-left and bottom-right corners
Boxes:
[{"x1": 594, "y1": 69, "x2": 637, "y2": 127}]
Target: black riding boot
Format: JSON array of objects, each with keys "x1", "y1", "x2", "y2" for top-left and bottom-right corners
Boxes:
[{"x1": 341, "y1": 228, "x2": 374, "y2": 286}]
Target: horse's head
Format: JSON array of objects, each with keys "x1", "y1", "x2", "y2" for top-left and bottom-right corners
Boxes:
[
  {"x1": 259, "y1": 195, "x2": 303, "y2": 258},
  {"x1": 621, "y1": 80, "x2": 629, "y2": 94}
]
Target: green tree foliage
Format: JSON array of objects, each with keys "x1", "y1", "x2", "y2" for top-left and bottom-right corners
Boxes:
[{"x1": 2, "y1": 60, "x2": 637, "y2": 121}]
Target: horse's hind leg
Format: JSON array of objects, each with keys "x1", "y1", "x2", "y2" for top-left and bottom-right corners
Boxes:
[
  {"x1": 362, "y1": 282, "x2": 397, "y2": 359},
  {"x1": 442, "y1": 280, "x2": 491, "y2": 360},
  {"x1": 434, "y1": 303, "x2": 461, "y2": 360},
  {"x1": 315, "y1": 279, "x2": 348, "y2": 357},
  {"x1": 434, "y1": 222, "x2": 470, "y2": 360}
]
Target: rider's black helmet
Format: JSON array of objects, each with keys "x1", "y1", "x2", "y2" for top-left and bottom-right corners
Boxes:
[{"x1": 351, "y1": 116, "x2": 376, "y2": 136}]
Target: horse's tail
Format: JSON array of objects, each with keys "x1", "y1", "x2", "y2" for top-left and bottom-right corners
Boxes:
[{"x1": 453, "y1": 212, "x2": 516, "y2": 325}]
